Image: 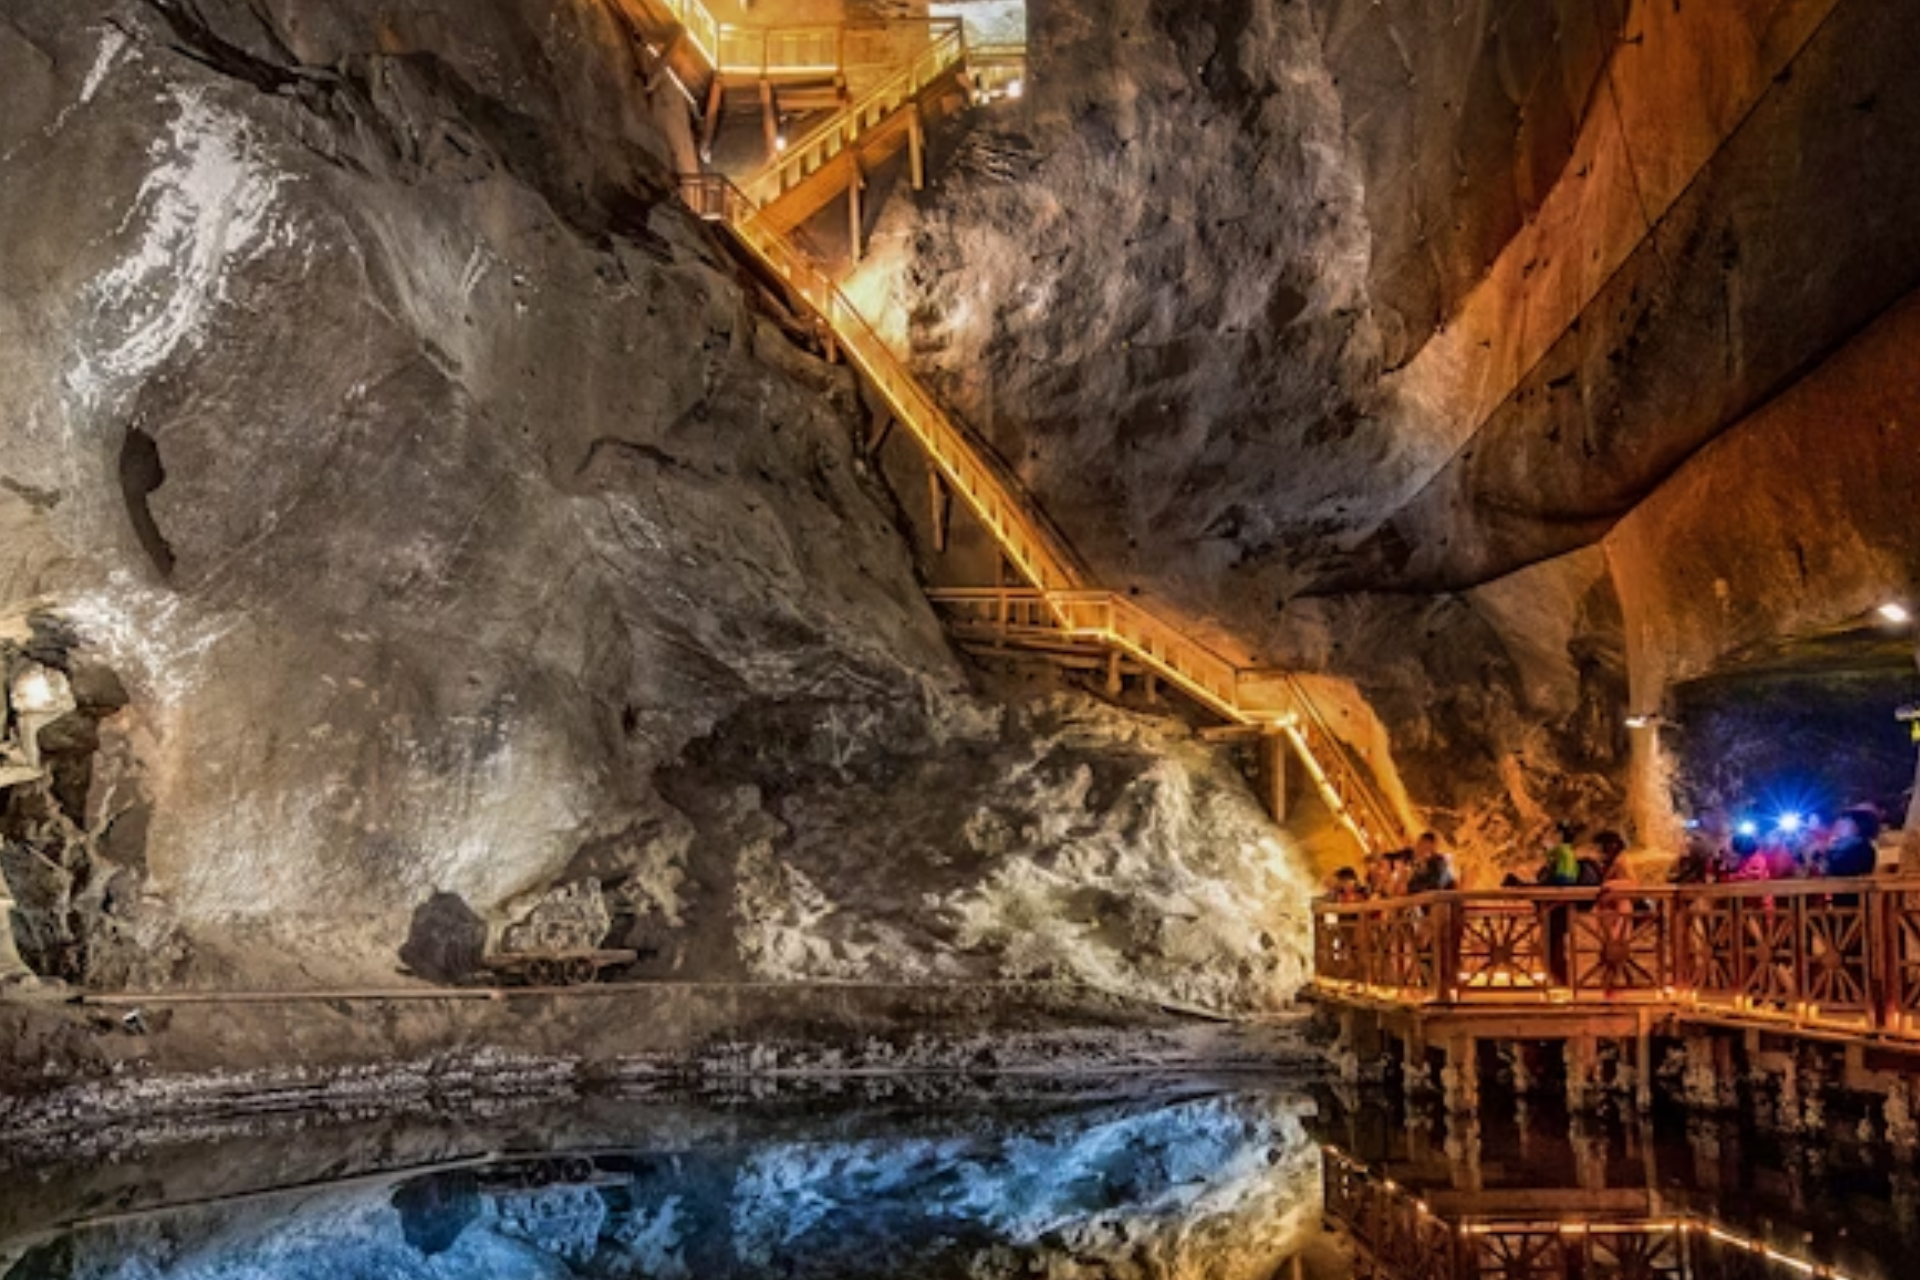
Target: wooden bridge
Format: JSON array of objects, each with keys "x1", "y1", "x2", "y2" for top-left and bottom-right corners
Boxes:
[
  {"x1": 1314, "y1": 879, "x2": 1920, "y2": 1109},
  {"x1": 650, "y1": 3, "x2": 1414, "y2": 855}
]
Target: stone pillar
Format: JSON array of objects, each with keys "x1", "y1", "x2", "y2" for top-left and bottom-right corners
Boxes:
[{"x1": 1626, "y1": 719, "x2": 1685, "y2": 860}]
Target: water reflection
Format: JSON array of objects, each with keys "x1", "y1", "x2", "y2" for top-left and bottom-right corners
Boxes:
[
  {"x1": 1315, "y1": 1089, "x2": 1914, "y2": 1280},
  {"x1": 6, "y1": 1083, "x2": 1915, "y2": 1277},
  {"x1": 0, "y1": 1083, "x2": 1323, "y2": 1279}
]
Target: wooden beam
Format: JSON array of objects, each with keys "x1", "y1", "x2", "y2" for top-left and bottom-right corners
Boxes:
[
  {"x1": 908, "y1": 102, "x2": 926, "y2": 190},
  {"x1": 847, "y1": 160, "x2": 865, "y2": 263},
  {"x1": 760, "y1": 79, "x2": 780, "y2": 165},
  {"x1": 863, "y1": 411, "x2": 894, "y2": 459},
  {"x1": 700, "y1": 73, "x2": 725, "y2": 160},
  {"x1": 929, "y1": 470, "x2": 951, "y2": 552},
  {"x1": 1105, "y1": 649, "x2": 1123, "y2": 697},
  {"x1": 1260, "y1": 730, "x2": 1288, "y2": 824},
  {"x1": 1198, "y1": 726, "x2": 1269, "y2": 745}
]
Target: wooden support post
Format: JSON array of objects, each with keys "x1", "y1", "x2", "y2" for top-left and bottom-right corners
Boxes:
[
  {"x1": 848, "y1": 161, "x2": 866, "y2": 263},
  {"x1": 908, "y1": 103, "x2": 926, "y2": 190},
  {"x1": 1442, "y1": 1036, "x2": 1479, "y2": 1115},
  {"x1": 864, "y1": 412, "x2": 894, "y2": 459},
  {"x1": 1259, "y1": 730, "x2": 1288, "y2": 825},
  {"x1": 1105, "y1": 649, "x2": 1123, "y2": 698},
  {"x1": 929, "y1": 472, "x2": 951, "y2": 552},
  {"x1": 760, "y1": 79, "x2": 780, "y2": 165},
  {"x1": 1145, "y1": 672, "x2": 1161, "y2": 706},
  {"x1": 700, "y1": 75, "x2": 725, "y2": 161},
  {"x1": 1634, "y1": 1011, "x2": 1654, "y2": 1112}
]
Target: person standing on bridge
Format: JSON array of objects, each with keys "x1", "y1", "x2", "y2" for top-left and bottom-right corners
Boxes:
[{"x1": 1406, "y1": 833, "x2": 1457, "y2": 894}]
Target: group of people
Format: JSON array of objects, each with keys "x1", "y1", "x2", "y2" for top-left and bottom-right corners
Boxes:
[
  {"x1": 1670, "y1": 807, "x2": 1885, "y2": 884},
  {"x1": 1505, "y1": 826, "x2": 1632, "y2": 890},
  {"x1": 1323, "y1": 832, "x2": 1456, "y2": 903},
  {"x1": 1316, "y1": 806, "x2": 1891, "y2": 903}
]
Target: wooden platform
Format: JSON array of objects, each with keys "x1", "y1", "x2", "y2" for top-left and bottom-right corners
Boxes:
[{"x1": 1313, "y1": 879, "x2": 1920, "y2": 1108}]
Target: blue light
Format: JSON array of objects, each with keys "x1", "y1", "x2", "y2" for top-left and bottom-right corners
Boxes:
[
  {"x1": 1736, "y1": 820, "x2": 1760, "y2": 838},
  {"x1": 1776, "y1": 812, "x2": 1804, "y2": 835}
]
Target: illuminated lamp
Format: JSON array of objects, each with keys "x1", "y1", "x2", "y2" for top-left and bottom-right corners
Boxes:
[
  {"x1": 1005, "y1": 78, "x2": 1024, "y2": 99},
  {"x1": 1880, "y1": 602, "x2": 1912, "y2": 624},
  {"x1": 774, "y1": 133, "x2": 790, "y2": 153},
  {"x1": 1737, "y1": 820, "x2": 1760, "y2": 838},
  {"x1": 1776, "y1": 812, "x2": 1804, "y2": 835}
]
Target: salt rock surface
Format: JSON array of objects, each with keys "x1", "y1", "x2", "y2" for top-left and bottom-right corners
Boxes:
[{"x1": 0, "y1": 0, "x2": 1312, "y2": 1005}]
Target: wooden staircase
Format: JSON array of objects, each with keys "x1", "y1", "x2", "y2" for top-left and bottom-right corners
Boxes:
[{"x1": 660, "y1": 9, "x2": 1414, "y2": 856}]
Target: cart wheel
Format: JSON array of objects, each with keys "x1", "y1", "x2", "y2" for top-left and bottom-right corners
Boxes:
[
  {"x1": 528, "y1": 958, "x2": 562, "y2": 988},
  {"x1": 564, "y1": 956, "x2": 597, "y2": 987}
]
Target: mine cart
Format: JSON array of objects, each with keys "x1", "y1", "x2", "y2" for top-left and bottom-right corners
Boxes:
[{"x1": 479, "y1": 948, "x2": 636, "y2": 988}]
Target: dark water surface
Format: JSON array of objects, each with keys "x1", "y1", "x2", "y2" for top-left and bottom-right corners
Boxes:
[{"x1": 1, "y1": 1080, "x2": 1913, "y2": 1278}]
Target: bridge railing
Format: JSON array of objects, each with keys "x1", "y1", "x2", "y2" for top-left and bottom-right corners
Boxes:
[{"x1": 1316, "y1": 879, "x2": 1920, "y2": 1036}]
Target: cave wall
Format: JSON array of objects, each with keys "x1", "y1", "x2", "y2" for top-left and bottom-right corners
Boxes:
[
  {"x1": 0, "y1": 0, "x2": 1309, "y2": 1003},
  {"x1": 876, "y1": 0, "x2": 1920, "y2": 861},
  {"x1": 1607, "y1": 286, "x2": 1920, "y2": 844}
]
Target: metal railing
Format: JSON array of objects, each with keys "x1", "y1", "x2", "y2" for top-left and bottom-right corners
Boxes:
[
  {"x1": 1315, "y1": 879, "x2": 1920, "y2": 1039},
  {"x1": 740, "y1": 20, "x2": 968, "y2": 209}
]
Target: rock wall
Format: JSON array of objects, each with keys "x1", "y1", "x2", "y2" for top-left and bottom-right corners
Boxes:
[
  {"x1": 0, "y1": 0, "x2": 1310, "y2": 1005},
  {"x1": 871, "y1": 0, "x2": 1920, "y2": 862}
]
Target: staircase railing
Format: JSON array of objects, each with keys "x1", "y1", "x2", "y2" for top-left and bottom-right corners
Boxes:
[
  {"x1": 681, "y1": 176, "x2": 1086, "y2": 597},
  {"x1": 918, "y1": 589, "x2": 1410, "y2": 852},
  {"x1": 740, "y1": 21, "x2": 968, "y2": 210},
  {"x1": 631, "y1": 0, "x2": 956, "y2": 84},
  {"x1": 673, "y1": 32, "x2": 1412, "y2": 856}
]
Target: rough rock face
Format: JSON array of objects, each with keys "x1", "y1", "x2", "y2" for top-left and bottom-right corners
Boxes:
[
  {"x1": 0, "y1": 0, "x2": 1310, "y2": 1002},
  {"x1": 655, "y1": 693, "x2": 1312, "y2": 1011},
  {"x1": 876, "y1": 0, "x2": 1920, "y2": 862}
]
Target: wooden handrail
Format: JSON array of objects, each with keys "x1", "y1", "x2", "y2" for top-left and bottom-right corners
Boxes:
[
  {"x1": 632, "y1": 0, "x2": 963, "y2": 83},
  {"x1": 1315, "y1": 879, "x2": 1920, "y2": 1039},
  {"x1": 672, "y1": 26, "x2": 1410, "y2": 856},
  {"x1": 682, "y1": 178, "x2": 1086, "y2": 596},
  {"x1": 923, "y1": 589, "x2": 1408, "y2": 853},
  {"x1": 741, "y1": 23, "x2": 968, "y2": 209}
]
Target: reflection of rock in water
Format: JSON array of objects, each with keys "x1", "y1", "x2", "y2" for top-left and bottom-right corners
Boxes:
[
  {"x1": 12, "y1": 1092, "x2": 1319, "y2": 1280},
  {"x1": 488, "y1": 1185, "x2": 609, "y2": 1263},
  {"x1": 391, "y1": 1171, "x2": 481, "y2": 1257}
]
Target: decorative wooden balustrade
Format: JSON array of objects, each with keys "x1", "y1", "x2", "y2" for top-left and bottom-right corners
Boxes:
[
  {"x1": 1323, "y1": 1148, "x2": 1856, "y2": 1280},
  {"x1": 1315, "y1": 879, "x2": 1920, "y2": 1044}
]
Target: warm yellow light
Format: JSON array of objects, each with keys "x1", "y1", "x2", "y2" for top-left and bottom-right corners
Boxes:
[
  {"x1": 1005, "y1": 78, "x2": 1025, "y2": 99},
  {"x1": 1879, "y1": 602, "x2": 1912, "y2": 624},
  {"x1": 11, "y1": 670, "x2": 56, "y2": 714}
]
